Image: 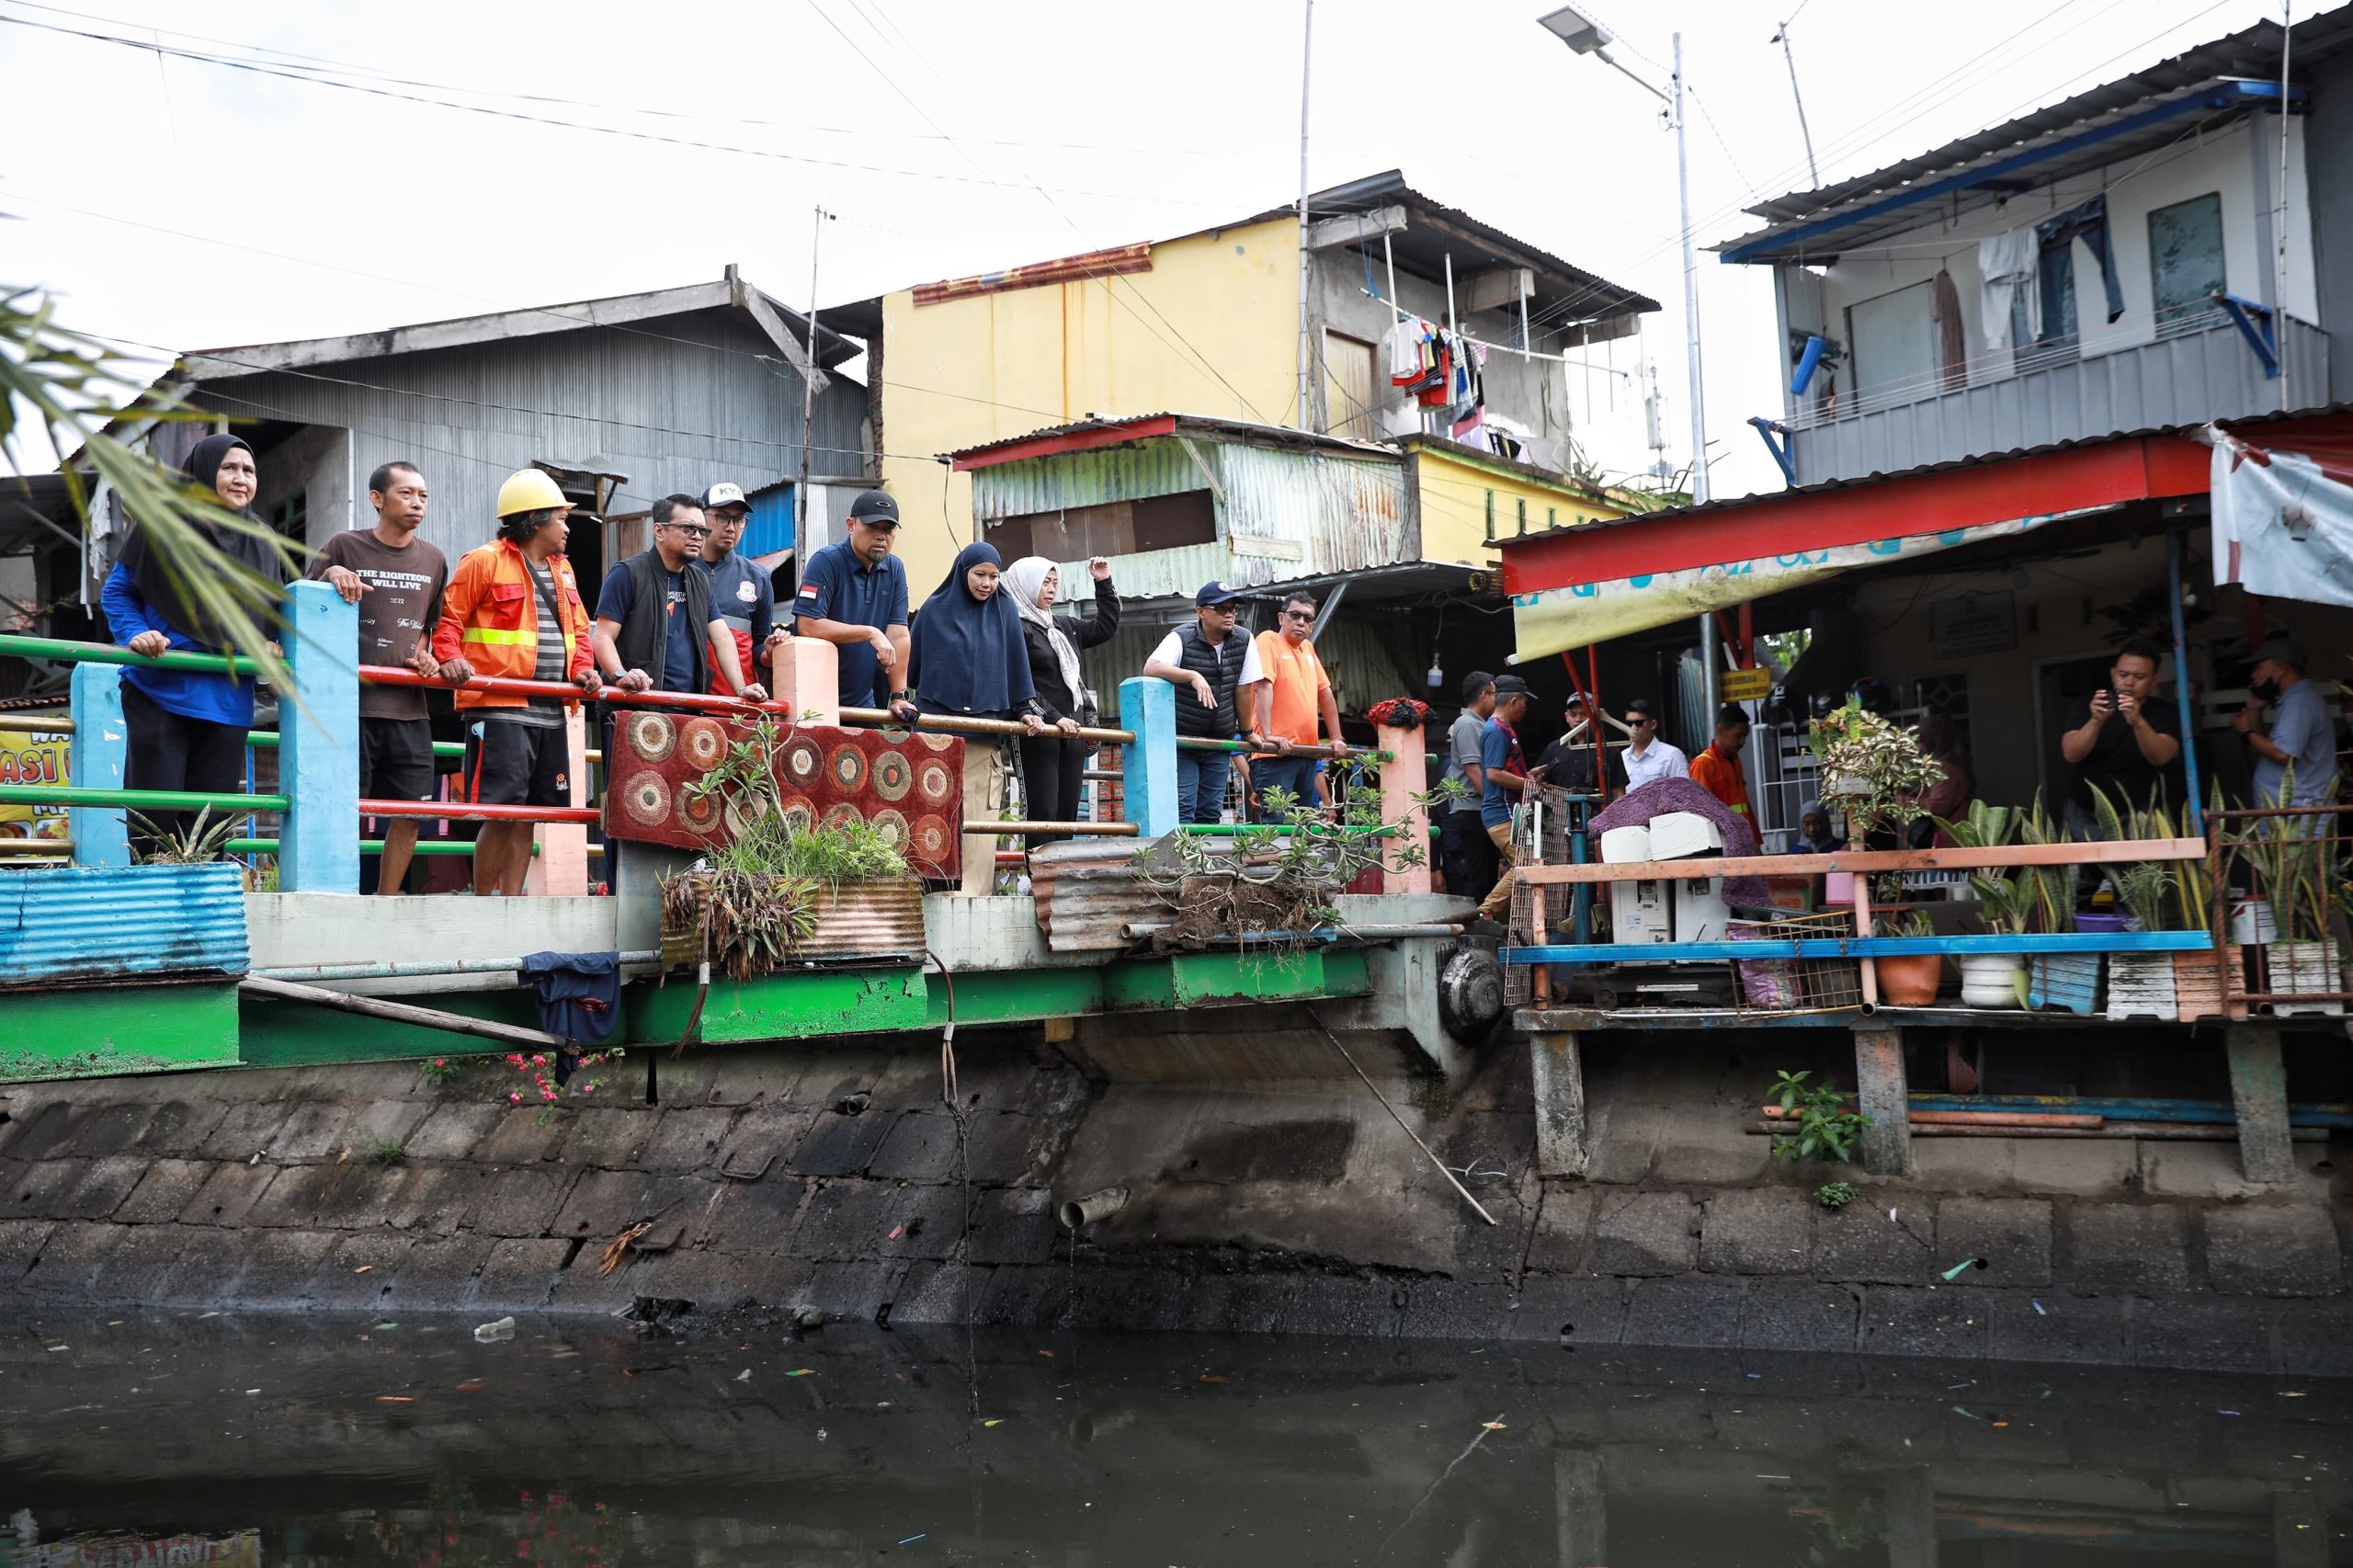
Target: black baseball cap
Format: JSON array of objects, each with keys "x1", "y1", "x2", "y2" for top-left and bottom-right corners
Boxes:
[
  {"x1": 1492, "y1": 675, "x2": 1531, "y2": 698},
  {"x1": 847, "y1": 490, "x2": 900, "y2": 527},
  {"x1": 1195, "y1": 581, "x2": 1242, "y2": 607},
  {"x1": 2256, "y1": 633, "x2": 2308, "y2": 671}
]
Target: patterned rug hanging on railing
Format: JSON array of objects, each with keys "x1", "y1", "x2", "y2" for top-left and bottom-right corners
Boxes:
[{"x1": 602, "y1": 711, "x2": 963, "y2": 880}]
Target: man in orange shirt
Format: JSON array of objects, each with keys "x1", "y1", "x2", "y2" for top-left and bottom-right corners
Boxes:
[
  {"x1": 1688, "y1": 702, "x2": 1754, "y2": 819},
  {"x1": 1250, "y1": 590, "x2": 1345, "y2": 821}
]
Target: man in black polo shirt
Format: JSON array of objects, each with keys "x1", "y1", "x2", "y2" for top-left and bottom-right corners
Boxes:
[{"x1": 794, "y1": 490, "x2": 915, "y2": 720}]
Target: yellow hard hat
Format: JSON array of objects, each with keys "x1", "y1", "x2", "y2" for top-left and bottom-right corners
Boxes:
[{"x1": 494, "y1": 469, "x2": 571, "y2": 517}]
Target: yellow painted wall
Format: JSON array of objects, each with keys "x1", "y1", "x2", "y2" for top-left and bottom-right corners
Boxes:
[
  {"x1": 879, "y1": 215, "x2": 1302, "y2": 592},
  {"x1": 1413, "y1": 446, "x2": 1625, "y2": 569}
]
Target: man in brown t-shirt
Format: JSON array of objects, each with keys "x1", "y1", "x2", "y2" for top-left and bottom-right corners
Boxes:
[{"x1": 310, "y1": 460, "x2": 449, "y2": 894}]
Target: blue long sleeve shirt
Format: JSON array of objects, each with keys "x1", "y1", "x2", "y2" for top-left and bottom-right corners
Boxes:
[{"x1": 101, "y1": 561, "x2": 258, "y2": 727}]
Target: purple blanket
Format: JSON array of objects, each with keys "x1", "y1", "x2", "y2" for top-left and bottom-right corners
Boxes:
[{"x1": 1587, "y1": 778, "x2": 1769, "y2": 906}]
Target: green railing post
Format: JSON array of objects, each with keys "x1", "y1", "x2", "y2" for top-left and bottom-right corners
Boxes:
[{"x1": 67, "y1": 665, "x2": 129, "y2": 868}]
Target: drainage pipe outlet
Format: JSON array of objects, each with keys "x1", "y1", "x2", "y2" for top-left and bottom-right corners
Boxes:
[{"x1": 1059, "y1": 1186, "x2": 1130, "y2": 1231}]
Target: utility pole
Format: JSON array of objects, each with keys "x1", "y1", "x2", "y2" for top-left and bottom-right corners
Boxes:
[
  {"x1": 1295, "y1": 0, "x2": 1317, "y2": 433},
  {"x1": 1771, "y1": 21, "x2": 1820, "y2": 187},
  {"x1": 794, "y1": 206, "x2": 831, "y2": 585},
  {"x1": 1673, "y1": 32, "x2": 1708, "y2": 507}
]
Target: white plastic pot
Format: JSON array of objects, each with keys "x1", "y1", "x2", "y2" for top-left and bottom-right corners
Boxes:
[{"x1": 1958, "y1": 953, "x2": 2025, "y2": 1009}]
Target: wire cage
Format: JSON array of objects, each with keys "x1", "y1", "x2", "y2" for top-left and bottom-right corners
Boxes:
[
  {"x1": 2209, "y1": 802, "x2": 2350, "y2": 1017},
  {"x1": 1728, "y1": 911, "x2": 1866, "y2": 1017}
]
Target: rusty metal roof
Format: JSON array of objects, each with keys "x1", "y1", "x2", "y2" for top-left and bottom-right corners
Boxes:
[
  {"x1": 949, "y1": 412, "x2": 1398, "y2": 469},
  {"x1": 1029, "y1": 838, "x2": 1166, "y2": 954}
]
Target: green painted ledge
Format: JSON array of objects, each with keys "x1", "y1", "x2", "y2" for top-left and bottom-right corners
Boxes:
[
  {"x1": 0, "y1": 947, "x2": 1386, "y2": 1078},
  {"x1": 0, "y1": 982, "x2": 241, "y2": 1080}
]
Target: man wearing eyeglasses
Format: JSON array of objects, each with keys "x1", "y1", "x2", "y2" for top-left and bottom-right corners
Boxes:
[
  {"x1": 593, "y1": 494, "x2": 767, "y2": 700},
  {"x1": 1249, "y1": 590, "x2": 1345, "y2": 820},
  {"x1": 1618, "y1": 697, "x2": 1688, "y2": 792}
]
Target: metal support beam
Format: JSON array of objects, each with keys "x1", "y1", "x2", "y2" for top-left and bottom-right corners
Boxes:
[
  {"x1": 1529, "y1": 1029, "x2": 1588, "y2": 1176},
  {"x1": 1748, "y1": 415, "x2": 1797, "y2": 484},
  {"x1": 2225, "y1": 1022, "x2": 2295, "y2": 1183},
  {"x1": 1853, "y1": 1026, "x2": 1914, "y2": 1177},
  {"x1": 2215, "y1": 291, "x2": 2281, "y2": 378}
]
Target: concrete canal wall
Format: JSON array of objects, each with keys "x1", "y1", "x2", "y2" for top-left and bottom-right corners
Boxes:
[{"x1": 0, "y1": 1017, "x2": 2346, "y2": 1375}]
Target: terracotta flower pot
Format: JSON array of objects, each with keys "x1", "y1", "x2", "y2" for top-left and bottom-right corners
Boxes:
[{"x1": 1872, "y1": 953, "x2": 1942, "y2": 1006}]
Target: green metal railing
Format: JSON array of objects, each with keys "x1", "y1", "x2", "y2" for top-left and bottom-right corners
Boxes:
[
  {"x1": 0, "y1": 785, "x2": 289, "y2": 813},
  {"x1": 0, "y1": 634, "x2": 261, "y2": 676}
]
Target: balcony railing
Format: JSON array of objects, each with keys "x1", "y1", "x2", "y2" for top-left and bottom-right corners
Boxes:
[{"x1": 1784, "y1": 314, "x2": 2328, "y2": 488}]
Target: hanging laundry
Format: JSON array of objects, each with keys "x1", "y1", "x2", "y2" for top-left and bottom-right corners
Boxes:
[
  {"x1": 1978, "y1": 228, "x2": 2040, "y2": 352},
  {"x1": 2036, "y1": 192, "x2": 2126, "y2": 334},
  {"x1": 1930, "y1": 269, "x2": 1967, "y2": 391},
  {"x1": 1386, "y1": 316, "x2": 1427, "y2": 384}
]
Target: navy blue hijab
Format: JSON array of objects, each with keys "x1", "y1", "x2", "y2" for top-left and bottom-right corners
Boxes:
[{"x1": 911, "y1": 542, "x2": 1034, "y2": 716}]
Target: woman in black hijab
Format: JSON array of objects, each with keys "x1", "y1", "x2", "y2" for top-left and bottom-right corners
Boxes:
[{"x1": 100, "y1": 434, "x2": 288, "y2": 854}]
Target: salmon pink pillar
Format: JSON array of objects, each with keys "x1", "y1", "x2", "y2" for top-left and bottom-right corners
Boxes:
[{"x1": 1378, "y1": 721, "x2": 1430, "y2": 894}]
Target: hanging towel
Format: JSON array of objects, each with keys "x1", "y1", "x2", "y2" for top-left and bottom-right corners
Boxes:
[
  {"x1": 1930, "y1": 269, "x2": 1967, "y2": 391},
  {"x1": 519, "y1": 951, "x2": 622, "y2": 1047},
  {"x1": 1386, "y1": 317, "x2": 1425, "y2": 383},
  {"x1": 1977, "y1": 228, "x2": 2040, "y2": 352}
]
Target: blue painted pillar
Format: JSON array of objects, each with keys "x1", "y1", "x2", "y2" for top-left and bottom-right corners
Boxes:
[
  {"x1": 278, "y1": 579, "x2": 359, "y2": 892},
  {"x1": 1119, "y1": 676, "x2": 1176, "y2": 838},
  {"x1": 68, "y1": 663, "x2": 130, "y2": 868}
]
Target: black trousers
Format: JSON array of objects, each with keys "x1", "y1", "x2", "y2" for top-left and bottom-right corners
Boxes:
[
  {"x1": 1017, "y1": 733, "x2": 1087, "y2": 848},
  {"x1": 1439, "y1": 809, "x2": 1499, "y2": 907},
  {"x1": 121, "y1": 682, "x2": 250, "y2": 858}
]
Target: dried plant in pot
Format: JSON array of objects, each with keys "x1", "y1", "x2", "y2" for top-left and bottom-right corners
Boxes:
[{"x1": 1132, "y1": 775, "x2": 1438, "y2": 948}]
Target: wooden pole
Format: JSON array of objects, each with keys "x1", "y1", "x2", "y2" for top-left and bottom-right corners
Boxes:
[{"x1": 238, "y1": 975, "x2": 573, "y2": 1051}]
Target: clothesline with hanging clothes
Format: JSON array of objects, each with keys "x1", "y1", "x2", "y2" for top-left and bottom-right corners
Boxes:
[{"x1": 1363, "y1": 291, "x2": 1635, "y2": 375}]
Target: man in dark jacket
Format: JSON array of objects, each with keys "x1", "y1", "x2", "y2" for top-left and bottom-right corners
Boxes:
[{"x1": 593, "y1": 495, "x2": 766, "y2": 701}]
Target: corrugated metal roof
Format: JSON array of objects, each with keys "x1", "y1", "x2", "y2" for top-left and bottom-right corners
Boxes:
[
  {"x1": 954, "y1": 412, "x2": 1396, "y2": 469},
  {"x1": 1493, "y1": 402, "x2": 2353, "y2": 550},
  {"x1": 831, "y1": 170, "x2": 1661, "y2": 336},
  {"x1": 0, "y1": 863, "x2": 249, "y2": 988},
  {"x1": 1029, "y1": 838, "x2": 1164, "y2": 952},
  {"x1": 1722, "y1": 12, "x2": 2353, "y2": 261}
]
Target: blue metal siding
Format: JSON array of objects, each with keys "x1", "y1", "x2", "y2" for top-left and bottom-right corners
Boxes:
[
  {"x1": 0, "y1": 863, "x2": 249, "y2": 987},
  {"x1": 743, "y1": 486, "x2": 796, "y2": 558}
]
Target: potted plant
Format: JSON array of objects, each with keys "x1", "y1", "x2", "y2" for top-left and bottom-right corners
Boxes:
[
  {"x1": 1809, "y1": 699, "x2": 1941, "y2": 1003},
  {"x1": 1961, "y1": 872, "x2": 2036, "y2": 1008},
  {"x1": 658, "y1": 716, "x2": 926, "y2": 980},
  {"x1": 2235, "y1": 801, "x2": 2343, "y2": 1018}
]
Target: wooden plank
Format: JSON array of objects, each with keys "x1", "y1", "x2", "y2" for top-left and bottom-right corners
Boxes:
[
  {"x1": 238, "y1": 975, "x2": 572, "y2": 1051},
  {"x1": 1514, "y1": 837, "x2": 2208, "y2": 885},
  {"x1": 1853, "y1": 1027, "x2": 1915, "y2": 1177}
]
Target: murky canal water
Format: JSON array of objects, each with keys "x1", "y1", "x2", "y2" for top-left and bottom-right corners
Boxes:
[{"x1": 0, "y1": 1312, "x2": 2347, "y2": 1565}]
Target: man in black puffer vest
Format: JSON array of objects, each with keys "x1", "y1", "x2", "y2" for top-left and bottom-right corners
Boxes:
[
  {"x1": 593, "y1": 494, "x2": 766, "y2": 703},
  {"x1": 1142, "y1": 580, "x2": 1266, "y2": 824}
]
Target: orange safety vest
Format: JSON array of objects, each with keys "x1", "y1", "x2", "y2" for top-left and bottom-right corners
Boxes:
[{"x1": 433, "y1": 539, "x2": 594, "y2": 711}]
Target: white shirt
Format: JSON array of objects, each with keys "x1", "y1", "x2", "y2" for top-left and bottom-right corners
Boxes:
[
  {"x1": 1149, "y1": 629, "x2": 1263, "y2": 687},
  {"x1": 1621, "y1": 737, "x2": 1690, "y2": 791}
]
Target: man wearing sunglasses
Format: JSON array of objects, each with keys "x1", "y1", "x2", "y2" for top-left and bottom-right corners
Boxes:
[
  {"x1": 1249, "y1": 590, "x2": 1345, "y2": 820},
  {"x1": 1618, "y1": 697, "x2": 1688, "y2": 792},
  {"x1": 593, "y1": 494, "x2": 767, "y2": 701}
]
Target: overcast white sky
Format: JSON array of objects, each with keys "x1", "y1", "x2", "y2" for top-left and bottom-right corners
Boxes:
[{"x1": 0, "y1": 0, "x2": 2301, "y2": 495}]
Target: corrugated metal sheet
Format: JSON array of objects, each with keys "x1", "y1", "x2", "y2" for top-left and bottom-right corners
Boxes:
[
  {"x1": 661, "y1": 876, "x2": 926, "y2": 965},
  {"x1": 1219, "y1": 445, "x2": 1405, "y2": 583},
  {"x1": 0, "y1": 863, "x2": 249, "y2": 988},
  {"x1": 1030, "y1": 838, "x2": 1165, "y2": 952},
  {"x1": 190, "y1": 306, "x2": 870, "y2": 574},
  {"x1": 1790, "y1": 320, "x2": 2331, "y2": 488},
  {"x1": 971, "y1": 432, "x2": 1408, "y2": 602}
]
